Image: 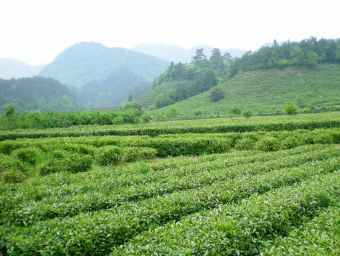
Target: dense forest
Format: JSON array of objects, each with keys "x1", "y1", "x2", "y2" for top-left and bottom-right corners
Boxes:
[
  {"x1": 232, "y1": 37, "x2": 340, "y2": 74},
  {"x1": 0, "y1": 77, "x2": 75, "y2": 112}
]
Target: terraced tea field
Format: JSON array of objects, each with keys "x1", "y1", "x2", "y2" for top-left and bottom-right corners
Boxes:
[{"x1": 1, "y1": 112, "x2": 340, "y2": 255}]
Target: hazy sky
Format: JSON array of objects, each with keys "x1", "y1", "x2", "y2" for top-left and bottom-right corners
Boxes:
[{"x1": 1, "y1": 0, "x2": 340, "y2": 65}]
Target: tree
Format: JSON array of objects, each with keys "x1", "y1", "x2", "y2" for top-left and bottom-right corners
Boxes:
[
  {"x1": 210, "y1": 48, "x2": 225, "y2": 75},
  {"x1": 4, "y1": 104, "x2": 16, "y2": 117},
  {"x1": 242, "y1": 110, "x2": 253, "y2": 118},
  {"x1": 191, "y1": 48, "x2": 207, "y2": 66},
  {"x1": 230, "y1": 107, "x2": 242, "y2": 116},
  {"x1": 284, "y1": 104, "x2": 298, "y2": 115},
  {"x1": 210, "y1": 87, "x2": 225, "y2": 102}
]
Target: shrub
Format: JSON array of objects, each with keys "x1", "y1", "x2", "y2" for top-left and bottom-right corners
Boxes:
[
  {"x1": 281, "y1": 136, "x2": 301, "y2": 149},
  {"x1": 95, "y1": 146, "x2": 124, "y2": 166},
  {"x1": 194, "y1": 111, "x2": 202, "y2": 116},
  {"x1": 255, "y1": 136, "x2": 281, "y2": 151},
  {"x1": 11, "y1": 148, "x2": 39, "y2": 165},
  {"x1": 312, "y1": 133, "x2": 333, "y2": 144},
  {"x1": 1, "y1": 169, "x2": 26, "y2": 183},
  {"x1": 242, "y1": 110, "x2": 253, "y2": 118},
  {"x1": 122, "y1": 147, "x2": 158, "y2": 162},
  {"x1": 39, "y1": 159, "x2": 61, "y2": 175},
  {"x1": 61, "y1": 144, "x2": 95, "y2": 155},
  {"x1": 66, "y1": 154, "x2": 92, "y2": 173},
  {"x1": 210, "y1": 87, "x2": 225, "y2": 102},
  {"x1": 230, "y1": 107, "x2": 242, "y2": 116},
  {"x1": 52, "y1": 150, "x2": 67, "y2": 159},
  {"x1": 40, "y1": 153, "x2": 92, "y2": 175},
  {"x1": 284, "y1": 104, "x2": 298, "y2": 115},
  {"x1": 4, "y1": 104, "x2": 16, "y2": 117},
  {"x1": 0, "y1": 154, "x2": 25, "y2": 173},
  {"x1": 234, "y1": 138, "x2": 256, "y2": 150}
]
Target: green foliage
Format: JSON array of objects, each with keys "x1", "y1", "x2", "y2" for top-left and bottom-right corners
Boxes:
[
  {"x1": 230, "y1": 107, "x2": 242, "y2": 116},
  {"x1": 210, "y1": 87, "x2": 225, "y2": 102},
  {"x1": 95, "y1": 146, "x2": 157, "y2": 166},
  {"x1": 122, "y1": 147, "x2": 157, "y2": 162},
  {"x1": 242, "y1": 110, "x2": 253, "y2": 118},
  {"x1": 153, "y1": 64, "x2": 340, "y2": 117},
  {"x1": 0, "y1": 154, "x2": 25, "y2": 173},
  {"x1": 255, "y1": 136, "x2": 281, "y2": 151},
  {"x1": 0, "y1": 77, "x2": 75, "y2": 112},
  {"x1": 285, "y1": 104, "x2": 298, "y2": 115},
  {"x1": 40, "y1": 153, "x2": 92, "y2": 175},
  {"x1": 1, "y1": 169, "x2": 26, "y2": 183},
  {"x1": 4, "y1": 104, "x2": 16, "y2": 116},
  {"x1": 0, "y1": 107, "x2": 149, "y2": 130},
  {"x1": 3, "y1": 145, "x2": 340, "y2": 255},
  {"x1": 95, "y1": 146, "x2": 124, "y2": 166},
  {"x1": 11, "y1": 148, "x2": 39, "y2": 165},
  {"x1": 233, "y1": 37, "x2": 340, "y2": 75},
  {"x1": 139, "y1": 48, "x2": 226, "y2": 109}
]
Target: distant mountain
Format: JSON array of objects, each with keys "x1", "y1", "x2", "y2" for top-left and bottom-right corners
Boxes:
[
  {"x1": 77, "y1": 68, "x2": 150, "y2": 109},
  {"x1": 0, "y1": 59, "x2": 45, "y2": 79},
  {"x1": 39, "y1": 42, "x2": 170, "y2": 88},
  {"x1": 133, "y1": 44, "x2": 247, "y2": 63},
  {"x1": 0, "y1": 76, "x2": 76, "y2": 112}
]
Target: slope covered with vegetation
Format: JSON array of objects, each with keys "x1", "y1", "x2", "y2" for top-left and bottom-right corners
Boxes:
[
  {"x1": 0, "y1": 77, "x2": 76, "y2": 112},
  {"x1": 77, "y1": 68, "x2": 150, "y2": 109},
  {"x1": 39, "y1": 42, "x2": 169, "y2": 87},
  {"x1": 154, "y1": 64, "x2": 340, "y2": 117},
  {"x1": 136, "y1": 48, "x2": 230, "y2": 108},
  {"x1": 153, "y1": 64, "x2": 340, "y2": 118}
]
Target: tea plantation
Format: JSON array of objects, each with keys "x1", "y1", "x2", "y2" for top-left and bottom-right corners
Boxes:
[{"x1": 1, "y1": 112, "x2": 340, "y2": 255}]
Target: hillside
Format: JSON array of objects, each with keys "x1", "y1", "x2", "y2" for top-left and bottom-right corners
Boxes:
[
  {"x1": 77, "y1": 68, "x2": 150, "y2": 109},
  {"x1": 39, "y1": 42, "x2": 169, "y2": 88},
  {"x1": 0, "y1": 59, "x2": 44, "y2": 79},
  {"x1": 152, "y1": 64, "x2": 340, "y2": 117},
  {"x1": 133, "y1": 43, "x2": 246, "y2": 63},
  {"x1": 0, "y1": 76, "x2": 75, "y2": 112}
]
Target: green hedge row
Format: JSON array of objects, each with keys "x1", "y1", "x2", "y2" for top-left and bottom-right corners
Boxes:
[
  {"x1": 112, "y1": 170, "x2": 340, "y2": 256},
  {"x1": 1, "y1": 145, "x2": 326, "y2": 227},
  {"x1": 3, "y1": 151, "x2": 340, "y2": 255},
  {"x1": 0, "y1": 119, "x2": 339, "y2": 140}
]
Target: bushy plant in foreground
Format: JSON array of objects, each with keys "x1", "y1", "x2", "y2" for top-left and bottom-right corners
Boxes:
[
  {"x1": 95, "y1": 146, "x2": 124, "y2": 166},
  {"x1": 255, "y1": 136, "x2": 281, "y2": 151},
  {"x1": 40, "y1": 153, "x2": 92, "y2": 175},
  {"x1": 11, "y1": 148, "x2": 39, "y2": 165},
  {"x1": 0, "y1": 154, "x2": 25, "y2": 173},
  {"x1": 1, "y1": 169, "x2": 26, "y2": 183}
]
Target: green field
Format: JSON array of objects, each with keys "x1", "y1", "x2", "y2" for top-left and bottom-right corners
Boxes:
[
  {"x1": 1, "y1": 111, "x2": 340, "y2": 255},
  {"x1": 152, "y1": 64, "x2": 340, "y2": 118}
]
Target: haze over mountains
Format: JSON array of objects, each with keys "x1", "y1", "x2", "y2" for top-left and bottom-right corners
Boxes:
[
  {"x1": 133, "y1": 44, "x2": 246, "y2": 63},
  {"x1": 1, "y1": 41, "x2": 246, "y2": 111},
  {"x1": 0, "y1": 59, "x2": 45, "y2": 79},
  {"x1": 3, "y1": 37, "x2": 340, "y2": 116}
]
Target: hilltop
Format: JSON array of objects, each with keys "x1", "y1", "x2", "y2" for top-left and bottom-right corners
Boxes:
[{"x1": 39, "y1": 42, "x2": 169, "y2": 88}]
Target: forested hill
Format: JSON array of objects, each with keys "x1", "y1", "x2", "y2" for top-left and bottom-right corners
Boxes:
[
  {"x1": 0, "y1": 77, "x2": 76, "y2": 112},
  {"x1": 138, "y1": 37, "x2": 340, "y2": 115},
  {"x1": 135, "y1": 48, "x2": 230, "y2": 108},
  {"x1": 39, "y1": 42, "x2": 170, "y2": 88},
  {"x1": 232, "y1": 37, "x2": 340, "y2": 75}
]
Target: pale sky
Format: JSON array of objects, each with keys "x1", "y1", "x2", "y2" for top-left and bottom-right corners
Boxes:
[{"x1": 1, "y1": 0, "x2": 340, "y2": 65}]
